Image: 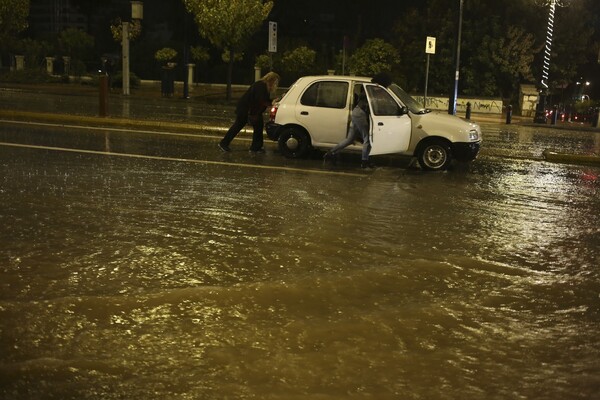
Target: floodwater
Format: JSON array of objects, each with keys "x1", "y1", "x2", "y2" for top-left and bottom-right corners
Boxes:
[{"x1": 1, "y1": 123, "x2": 600, "y2": 399}]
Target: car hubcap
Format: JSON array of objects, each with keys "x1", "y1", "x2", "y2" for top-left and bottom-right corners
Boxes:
[
  {"x1": 425, "y1": 146, "x2": 446, "y2": 167},
  {"x1": 285, "y1": 136, "x2": 299, "y2": 150}
]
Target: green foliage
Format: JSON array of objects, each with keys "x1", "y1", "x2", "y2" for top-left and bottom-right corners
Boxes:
[
  {"x1": 154, "y1": 47, "x2": 178, "y2": 63},
  {"x1": 349, "y1": 39, "x2": 400, "y2": 77},
  {"x1": 281, "y1": 46, "x2": 317, "y2": 80},
  {"x1": 190, "y1": 46, "x2": 210, "y2": 64},
  {"x1": 19, "y1": 38, "x2": 52, "y2": 68},
  {"x1": 0, "y1": 68, "x2": 61, "y2": 84},
  {"x1": 221, "y1": 49, "x2": 243, "y2": 63},
  {"x1": 255, "y1": 54, "x2": 271, "y2": 69},
  {"x1": 0, "y1": 0, "x2": 29, "y2": 43},
  {"x1": 59, "y1": 27, "x2": 94, "y2": 60},
  {"x1": 573, "y1": 99, "x2": 599, "y2": 113},
  {"x1": 390, "y1": 0, "x2": 596, "y2": 100},
  {"x1": 183, "y1": 0, "x2": 273, "y2": 99},
  {"x1": 183, "y1": 0, "x2": 273, "y2": 50},
  {"x1": 463, "y1": 25, "x2": 536, "y2": 98},
  {"x1": 110, "y1": 71, "x2": 140, "y2": 89},
  {"x1": 110, "y1": 18, "x2": 142, "y2": 42}
]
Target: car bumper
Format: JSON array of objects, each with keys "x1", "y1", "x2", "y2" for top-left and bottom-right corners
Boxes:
[
  {"x1": 452, "y1": 141, "x2": 481, "y2": 161},
  {"x1": 265, "y1": 122, "x2": 281, "y2": 141}
]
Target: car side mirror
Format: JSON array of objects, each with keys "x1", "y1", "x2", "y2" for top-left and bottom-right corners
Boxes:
[{"x1": 399, "y1": 106, "x2": 408, "y2": 115}]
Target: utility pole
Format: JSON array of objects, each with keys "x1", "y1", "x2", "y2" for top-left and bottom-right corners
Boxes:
[
  {"x1": 122, "y1": 1, "x2": 143, "y2": 96},
  {"x1": 448, "y1": 0, "x2": 463, "y2": 115}
]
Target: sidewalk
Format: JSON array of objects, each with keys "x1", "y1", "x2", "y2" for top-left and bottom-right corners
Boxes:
[
  {"x1": 0, "y1": 81, "x2": 242, "y2": 134},
  {"x1": 2, "y1": 80, "x2": 598, "y2": 131}
]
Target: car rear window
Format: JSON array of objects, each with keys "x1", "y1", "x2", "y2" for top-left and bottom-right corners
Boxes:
[{"x1": 300, "y1": 81, "x2": 349, "y2": 109}]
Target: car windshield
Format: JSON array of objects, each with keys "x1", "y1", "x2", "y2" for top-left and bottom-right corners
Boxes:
[{"x1": 388, "y1": 83, "x2": 427, "y2": 114}]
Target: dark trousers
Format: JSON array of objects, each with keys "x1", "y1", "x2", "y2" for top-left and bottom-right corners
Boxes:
[{"x1": 221, "y1": 114, "x2": 264, "y2": 151}]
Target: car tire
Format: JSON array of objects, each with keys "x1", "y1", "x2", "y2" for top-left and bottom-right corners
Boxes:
[
  {"x1": 417, "y1": 139, "x2": 452, "y2": 171},
  {"x1": 278, "y1": 126, "x2": 311, "y2": 158}
]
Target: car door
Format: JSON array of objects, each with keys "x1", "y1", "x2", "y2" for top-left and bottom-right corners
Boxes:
[
  {"x1": 364, "y1": 84, "x2": 411, "y2": 155},
  {"x1": 294, "y1": 80, "x2": 351, "y2": 145}
]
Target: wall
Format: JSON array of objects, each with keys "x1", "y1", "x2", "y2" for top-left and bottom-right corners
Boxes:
[{"x1": 413, "y1": 95, "x2": 503, "y2": 114}]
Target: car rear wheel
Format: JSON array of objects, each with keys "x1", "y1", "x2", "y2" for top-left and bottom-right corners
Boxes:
[
  {"x1": 417, "y1": 139, "x2": 452, "y2": 171},
  {"x1": 278, "y1": 127, "x2": 311, "y2": 158}
]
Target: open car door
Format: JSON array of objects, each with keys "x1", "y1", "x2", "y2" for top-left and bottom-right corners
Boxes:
[{"x1": 364, "y1": 84, "x2": 411, "y2": 156}]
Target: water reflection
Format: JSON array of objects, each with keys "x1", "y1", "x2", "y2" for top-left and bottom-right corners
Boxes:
[
  {"x1": 0, "y1": 146, "x2": 599, "y2": 399},
  {"x1": 481, "y1": 122, "x2": 600, "y2": 159}
]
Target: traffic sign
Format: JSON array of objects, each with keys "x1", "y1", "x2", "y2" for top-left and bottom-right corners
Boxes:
[
  {"x1": 269, "y1": 21, "x2": 277, "y2": 53},
  {"x1": 426, "y1": 37, "x2": 436, "y2": 54}
]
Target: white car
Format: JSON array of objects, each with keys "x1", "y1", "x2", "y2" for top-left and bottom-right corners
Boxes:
[{"x1": 266, "y1": 75, "x2": 482, "y2": 170}]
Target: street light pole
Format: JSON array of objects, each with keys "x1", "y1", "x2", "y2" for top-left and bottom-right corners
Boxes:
[
  {"x1": 122, "y1": 21, "x2": 130, "y2": 95},
  {"x1": 122, "y1": 2, "x2": 143, "y2": 96},
  {"x1": 448, "y1": 0, "x2": 463, "y2": 115}
]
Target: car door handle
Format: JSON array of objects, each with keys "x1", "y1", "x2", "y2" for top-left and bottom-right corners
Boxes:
[
  {"x1": 301, "y1": 111, "x2": 309, "y2": 115},
  {"x1": 378, "y1": 122, "x2": 384, "y2": 126}
]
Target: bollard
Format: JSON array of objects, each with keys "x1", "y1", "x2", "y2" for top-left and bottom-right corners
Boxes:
[
  {"x1": 506, "y1": 105, "x2": 512, "y2": 124},
  {"x1": 99, "y1": 74, "x2": 108, "y2": 117},
  {"x1": 551, "y1": 105, "x2": 558, "y2": 125},
  {"x1": 465, "y1": 102, "x2": 471, "y2": 120}
]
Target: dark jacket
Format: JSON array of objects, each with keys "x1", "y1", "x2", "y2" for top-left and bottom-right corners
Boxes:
[{"x1": 235, "y1": 80, "x2": 272, "y2": 117}]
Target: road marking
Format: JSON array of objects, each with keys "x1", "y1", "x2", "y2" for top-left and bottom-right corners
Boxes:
[
  {"x1": 0, "y1": 142, "x2": 366, "y2": 177},
  {"x1": 0, "y1": 118, "x2": 227, "y2": 140}
]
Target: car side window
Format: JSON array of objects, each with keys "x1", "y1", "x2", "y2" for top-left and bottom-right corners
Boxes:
[
  {"x1": 300, "y1": 81, "x2": 349, "y2": 109},
  {"x1": 366, "y1": 85, "x2": 403, "y2": 116}
]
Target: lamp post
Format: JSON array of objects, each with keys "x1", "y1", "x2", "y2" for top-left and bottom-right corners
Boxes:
[
  {"x1": 534, "y1": 0, "x2": 558, "y2": 123},
  {"x1": 122, "y1": 1, "x2": 143, "y2": 95},
  {"x1": 448, "y1": 0, "x2": 463, "y2": 115}
]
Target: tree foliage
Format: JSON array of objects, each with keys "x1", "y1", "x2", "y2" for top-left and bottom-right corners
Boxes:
[
  {"x1": 0, "y1": 0, "x2": 29, "y2": 48},
  {"x1": 154, "y1": 47, "x2": 178, "y2": 63},
  {"x1": 281, "y1": 46, "x2": 317, "y2": 81},
  {"x1": 349, "y1": 39, "x2": 400, "y2": 76},
  {"x1": 59, "y1": 27, "x2": 95, "y2": 63},
  {"x1": 191, "y1": 46, "x2": 210, "y2": 64},
  {"x1": 390, "y1": 0, "x2": 597, "y2": 103},
  {"x1": 183, "y1": 0, "x2": 273, "y2": 100}
]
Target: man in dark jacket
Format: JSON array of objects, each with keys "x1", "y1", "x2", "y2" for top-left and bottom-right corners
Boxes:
[{"x1": 219, "y1": 72, "x2": 280, "y2": 153}]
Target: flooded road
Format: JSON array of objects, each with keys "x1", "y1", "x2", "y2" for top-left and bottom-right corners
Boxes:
[{"x1": 1, "y1": 122, "x2": 599, "y2": 399}]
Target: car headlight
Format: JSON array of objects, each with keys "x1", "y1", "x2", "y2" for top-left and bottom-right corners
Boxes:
[{"x1": 469, "y1": 129, "x2": 480, "y2": 141}]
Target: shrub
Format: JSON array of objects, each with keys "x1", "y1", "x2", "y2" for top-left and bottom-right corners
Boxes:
[
  {"x1": 154, "y1": 48, "x2": 178, "y2": 63},
  {"x1": 0, "y1": 68, "x2": 61, "y2": 84}
]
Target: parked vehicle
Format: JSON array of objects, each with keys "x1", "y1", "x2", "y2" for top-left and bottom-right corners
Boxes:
[{"x1": 266, "y1": 75, "x2": 482, "y2": 170}]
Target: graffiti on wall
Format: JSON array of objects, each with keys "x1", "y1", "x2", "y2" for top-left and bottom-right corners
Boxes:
[{"x1": 412, "y1": 95, "x2": 503, "y2": 114}]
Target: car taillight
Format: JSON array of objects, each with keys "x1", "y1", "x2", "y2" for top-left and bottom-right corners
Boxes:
[{"x1": 269, "y1": 105, "x2": 278, "y2": 122}]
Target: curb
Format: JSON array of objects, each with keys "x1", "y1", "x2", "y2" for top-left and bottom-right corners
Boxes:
[
  {"x1": 0, "y1": 109, "x2": 237, "y2": 135},
  {"x1": 543, "y1": 150, "x2": 600, "y2": 166}
]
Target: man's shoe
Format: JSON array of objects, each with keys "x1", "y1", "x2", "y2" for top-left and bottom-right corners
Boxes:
[
  {"x1": 361, "y1": 161, "x2": 376, "y2": 169},
  {"x1": 323, "y1": 151, "x2": 337, "y2": 164},
  {"x1": 218, "y1": 142, "x2": 231, "y2": 152}
]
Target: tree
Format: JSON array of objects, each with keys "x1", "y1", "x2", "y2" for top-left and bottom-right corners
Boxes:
[
  {"x1": 348, "y1": 39, "x2": 400, "y2": 77},
  {"x1": 0, "y1": 0, "x2": 29, "y2": 53},
  {"x1": 59, "y1": 27, "x2": 95, "y2": 75},
  {"x1": 154, "y1": 47, "x2": 178, "y2": 64},
  {"x1": 281, "y1": 46, "x2": 317, "y2": 82},
  {"x1": 183, "y1": 0, "x2": 273, "y2": 100}
]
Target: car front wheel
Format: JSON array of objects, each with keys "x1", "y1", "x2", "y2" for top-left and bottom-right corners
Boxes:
[
  {"x1": 417, "y1": 139, "x2": 452, "y2": 171},
  {"x1": 278, "y1": 127, "x2": 311, "y2": 158}
]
